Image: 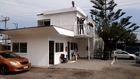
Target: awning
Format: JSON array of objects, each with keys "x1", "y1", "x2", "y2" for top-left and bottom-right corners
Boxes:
[{"x1": 2, "y1": 26, "x2": 74, "y2": 37}]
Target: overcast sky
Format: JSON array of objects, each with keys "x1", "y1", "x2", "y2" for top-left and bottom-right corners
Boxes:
[{"x1": 0, "y1": 0, "x2": 140, "y2": 38}]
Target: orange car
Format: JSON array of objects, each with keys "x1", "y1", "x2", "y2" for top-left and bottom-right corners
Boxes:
[{"x1": 0, "y1": 51, "x2": 31, "y2": 75}]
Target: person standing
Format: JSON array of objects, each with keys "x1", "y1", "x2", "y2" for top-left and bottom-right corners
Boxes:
[{"x1": 77, "y1": 17, "x2": 85, "y2": 34}]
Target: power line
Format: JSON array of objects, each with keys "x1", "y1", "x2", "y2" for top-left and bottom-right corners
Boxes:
[
  {"x1": 0, "y1": 1, "x2": 140, "y2": 18},
  {"x1": 0, "y1": 0, "x2": 47, "y2": 10},
  {"x1": 0, "y1": 0, "x2": 55, "y2": 10},
  {"x1": 81, "y1": 1, "x2": 140, "y2": 9},
  {"x1": 14, "y1": 0, "x2": 53, "y2": 9}
]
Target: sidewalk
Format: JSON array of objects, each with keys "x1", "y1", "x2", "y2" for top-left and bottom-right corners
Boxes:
[{"x1": 49, "y1": 59, "x2": 111, "y2": 71}]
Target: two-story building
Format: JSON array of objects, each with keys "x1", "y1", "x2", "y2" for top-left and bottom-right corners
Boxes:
[{"x1": 2, "y1": 7, "x2": 95, "y2": 67}]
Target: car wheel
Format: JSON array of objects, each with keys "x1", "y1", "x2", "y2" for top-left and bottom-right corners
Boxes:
[
  {"x1": 0, "y1": 65, "x2": 9, "y2": 75},
  {"x1": 129, "y1": 56, "x2": 134, "y2": 60}
]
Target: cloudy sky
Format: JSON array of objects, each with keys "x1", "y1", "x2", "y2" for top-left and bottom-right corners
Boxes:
[{"x1": 0, "y1": 0, "x2": 140, "y2": 38}]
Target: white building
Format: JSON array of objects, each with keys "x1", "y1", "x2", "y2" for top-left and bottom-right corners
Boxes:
[{"x1": 2, "y1": 7, "x2": 95, "y2": 67}]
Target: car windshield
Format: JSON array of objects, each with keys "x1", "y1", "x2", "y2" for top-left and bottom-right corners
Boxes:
[{"x1": 0, "y1": 52, "x2": 20, "y2": 58}]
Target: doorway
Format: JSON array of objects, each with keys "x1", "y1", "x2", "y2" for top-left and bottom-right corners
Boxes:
[
  {"x1": 67, "y1": 42, "x2": 70, "y2": 60},
  {"x1": 49, "y1": 41, "x2": 54, "y2": 64}
]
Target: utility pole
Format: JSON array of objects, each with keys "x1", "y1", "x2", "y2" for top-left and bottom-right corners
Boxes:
[
  {"x1": 0, "y1": 15, "x2": 10, "y2": 50},
  {"x1": 1, "y1": 15, "x2": 10, "y2": 30}
]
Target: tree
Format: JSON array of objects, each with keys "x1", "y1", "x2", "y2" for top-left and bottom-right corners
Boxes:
[{"x1": 90, "y1": 0, "x2": 139, "y2": 59}]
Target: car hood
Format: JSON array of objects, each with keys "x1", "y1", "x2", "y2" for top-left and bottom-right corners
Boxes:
[{"x1": 7, "y1": 57, "x2": 28, "y2": 62}]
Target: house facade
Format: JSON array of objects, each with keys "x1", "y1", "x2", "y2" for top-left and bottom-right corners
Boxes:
[{"x1": 2, "y1": 7, "x2": 95, "y2": 67}]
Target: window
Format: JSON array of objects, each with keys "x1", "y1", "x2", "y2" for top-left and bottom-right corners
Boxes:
[
  {"x1": 116, "y1": 52, "x2": 122, "y2": 54},
  {"x1": 38, "y1": 19, "x2": 50, "y2": 26},
  {"x1": 71, "y1": 42, "x2": 78, "y2": 50},
  {"x1": 44, "y1": 21, "x2": 50, "y2": 26},
  {"x1": 56, "y1": 43, "x2": 59, "y2": 52},
  {"x1": 71, "y1": 42, "x2": 74, "y2": 50},
  {"x1": 12, "y1": 43, "x2": 19, "y2": 52},
  {"x1": 55, "y1": 42, "x2": 64, "y2": 52},
  {"x1": 74, "y1": 43, "x2": 78, "y2": 51},
  {"x1": 20, "y1": 43, "x2": 27, "y2": 53},
  {"x1": 60, "y1": 43, "x2": 64, "y2": 52},
  {"x1": 12, "y1": 42, "x2": 27, "y2": 53},
  {"x1": 122, "y1": 52, "x2": 127, "y2": 54}
]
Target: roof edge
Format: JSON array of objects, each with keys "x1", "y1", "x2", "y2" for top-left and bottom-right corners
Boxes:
[{"x1": 43, "y1": 7, "x2": 87, "y2": 17}]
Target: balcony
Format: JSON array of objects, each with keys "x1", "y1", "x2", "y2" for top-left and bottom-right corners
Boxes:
[{"x1": 74, "y1": 24, "x2": 94, "y2": 38}]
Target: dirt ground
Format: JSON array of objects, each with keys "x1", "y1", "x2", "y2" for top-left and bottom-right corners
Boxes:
[{"x1": 0, "y1": 59, "x2": 140, "y2": 79}]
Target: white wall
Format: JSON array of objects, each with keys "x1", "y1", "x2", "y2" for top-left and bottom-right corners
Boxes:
[
  {"x1": 38, "y1": 12, "x2": 76, "y2": 30},
  {"x1": 49, "y1": 36, "x2": 74, "y2": 65},
  {"x1": 77, "y1": 38, "x2": 94, "y2": 58},
  {"x1": 11, "y1": 35, "x2": 49, "y2": 67},
  {"x1": 78, "y1": 38, "x2": 87, "y2": 58},
  {"x1": 11, "y1": 34, "x2": 76, "y2": 67}
]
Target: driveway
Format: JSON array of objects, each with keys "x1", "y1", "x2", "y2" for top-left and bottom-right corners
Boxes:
[
  {"x1": 0, "y1": 59, "x2": 140, "y2": 79},
  {"x1": 49, "y1": 59, "x2": 111, "y2": 71}
]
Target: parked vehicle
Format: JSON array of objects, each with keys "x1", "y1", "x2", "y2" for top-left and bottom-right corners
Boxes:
[
  {"x1": 114, "y1": 50, "x2": 136, "y2": 59},
  {"x1": 0, "y1": 51, "x2": 31, "y2": 75},
  {"x1": 136, "y1": 52, "x2": 140, "y2": 64}
]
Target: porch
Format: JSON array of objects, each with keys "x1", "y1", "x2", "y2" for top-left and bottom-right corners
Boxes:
[
  {"x1": 74, "y1": 24, "x2": 94, "y2": 38},
  {"x1": 49, "y1": 59, "x2": 111, "y2": 71}
]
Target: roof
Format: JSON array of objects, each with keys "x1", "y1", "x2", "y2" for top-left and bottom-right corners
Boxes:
[
  {"x1": 1, "y1": 26, "x2": 74, "y2": 37},
  {"x1": 43, "y1": 7, "x2": 87, "y2": 17}
]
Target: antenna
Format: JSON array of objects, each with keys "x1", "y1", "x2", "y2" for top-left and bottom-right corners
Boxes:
[{"x1": 72, "y1": 1, "x2": 75, "y2": 7}]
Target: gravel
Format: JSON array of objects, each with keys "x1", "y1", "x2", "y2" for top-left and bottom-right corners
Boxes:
[{"x1": 0, "y1": 59, "x2": 139, "y2": 79}]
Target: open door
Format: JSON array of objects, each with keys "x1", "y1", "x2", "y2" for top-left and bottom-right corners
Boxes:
[{"x1": 49, "y1": 41, "x2": 54, "y2": 64}]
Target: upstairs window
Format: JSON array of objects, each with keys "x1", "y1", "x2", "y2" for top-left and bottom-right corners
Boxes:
[
  {"x1": 38, "y1": 19, "x2": 50, "y2": 26},
  {"x1": 44, "y1": 19, "x2": 50, "y2": 26}
]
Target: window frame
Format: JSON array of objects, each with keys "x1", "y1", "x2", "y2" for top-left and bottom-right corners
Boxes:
[
  {"x1": 12, "y1": 43, "x2": 19, "y2": 52},
  {"x1": 12, "y1": 42, "x2": 27, "y2": 53},
  {"x1": 20, "y1": 42, "x2": 27, "y2": 53},
  {"x1": 55, "y1": 43, "x2": 59, "y2": 52},
  {"x1": 55, "y1": 42, "x2": 64, "y2": 53},
  {"x1": 60, "y1": 43, "x2": 64, "y2": 52}
]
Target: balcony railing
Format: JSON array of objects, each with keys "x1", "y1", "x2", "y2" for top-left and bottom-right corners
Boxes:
[{"x1": 74, "y1": 24, "x2": 94, "y2": 37}]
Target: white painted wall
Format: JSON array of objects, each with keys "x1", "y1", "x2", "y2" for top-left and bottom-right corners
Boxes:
[
  {"x1": 11, "y1": 34, "x2": 76, "y2": 66},
  {"x1": 78, "y1": 38, "x2": 87, "y2": 58},
  {"x1": 77, "y1": 38, "x2": 94, "y2": 58},
  {"x1": 49, "y1": 36, "x2": 74, "y2": 65},
  {"x1": 38, "y1": 12, "x2": 76, "y2": 30},
  {"x1": 11, "y1": 35, "x2": 49, "y2": 67}
]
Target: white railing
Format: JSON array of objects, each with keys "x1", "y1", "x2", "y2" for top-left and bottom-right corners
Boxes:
[{"x1": 74, "y1": 24, "x2": 93, "y2": 37}]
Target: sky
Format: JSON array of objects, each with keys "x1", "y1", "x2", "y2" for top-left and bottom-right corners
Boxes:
[{"x1": 0, "y1": 0, "x2": 140, "y2": 38}]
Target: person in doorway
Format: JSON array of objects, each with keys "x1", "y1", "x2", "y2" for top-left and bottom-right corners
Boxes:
[{"x1": 77, "y1": 17, "x2": 85, "y2": 34}]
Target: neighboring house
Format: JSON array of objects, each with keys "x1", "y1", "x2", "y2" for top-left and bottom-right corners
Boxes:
[
  {"x1": 2, "y1": 7, "x2": 95, "y2": 67},
  {"x1": 118, "y1": 40, "x2": 140, "y2": 54},
  {"x1": 0, "y1": 30, "x2": 11, "y2": 51}
]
